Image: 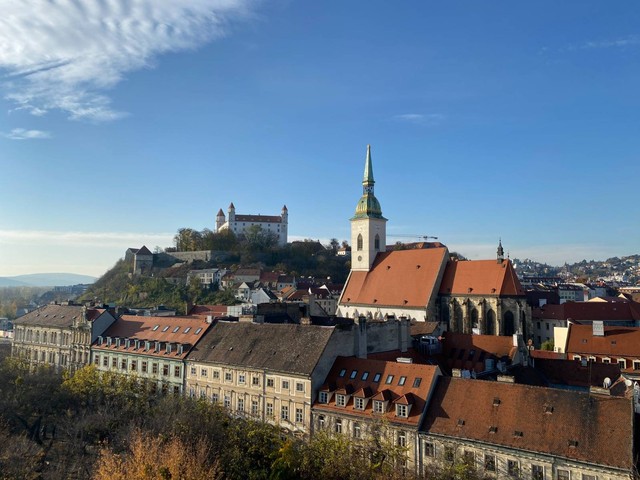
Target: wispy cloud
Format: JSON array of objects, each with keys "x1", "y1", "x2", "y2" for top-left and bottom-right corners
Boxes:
[
  {"x1": 0, "y1": 0, "x2": 254, "y2": 122},
  {"x1": 391, "y1": 113, "x2": 444, "y2": 126},
  {"x1": 558, "y1": 34, "x2": 640, "y2": 53},
  {"x1": 1, "y1": 128, "x2": 51, "y2": 140},
  {"x1": 0, "y1": 229, "x2": 174, "y2": 249}
]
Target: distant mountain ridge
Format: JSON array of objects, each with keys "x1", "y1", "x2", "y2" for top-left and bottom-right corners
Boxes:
[{"x1": 0, "y1": 273, "x2": 97, "y2": 287}]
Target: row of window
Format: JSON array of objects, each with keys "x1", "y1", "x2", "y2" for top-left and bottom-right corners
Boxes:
[
  {"x1": 573, "y1": 355, "x2": 640, "y2": 370},
  {"x1": 317, "y1": 415, "x2": 408, "y2": 446},
  {"x1": 191, "y1": 388, "x2": 305, "y2": 424},
  {"x1": 189, "y1": 367, "x2": 306, "y2": 392},
  {"x1": 16, "y1": 329, "x2": 72, "y2": 345},
  {"x1": 319, "y1": 391, "x2": 410, "y2": 417},
  {"x1": 424, "y1": 442, "x2": 597, "y2": 480},
  {"x1": 95, "y1": 355, "x2": 181, "y2": 378},
  {"x1": 337, "y1": 368, "x2": 422, "y2": 388}
]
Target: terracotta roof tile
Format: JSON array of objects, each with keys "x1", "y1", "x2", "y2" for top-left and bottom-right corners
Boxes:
[
  {"x1": 533, "y1": 302, "x2": 640, "y2": 322},
  {"x1": 439, "y1": 259, "x2": 524, "y2": 296},
  {"x1": 314, "y1": 356, "x2": 440, "y2": 427},
  {"x1": 566, "y1": 324, "x2": 640, "y2": 360},
  {"x1": 93, "y1": 315, "x2": 211, "y2": 359},
  {"x1": 423, "y1": 377, "x2": 634, "y2": 470},
  {"x1": 340, "y1": 248, "x2": 449, "y2": 308}
]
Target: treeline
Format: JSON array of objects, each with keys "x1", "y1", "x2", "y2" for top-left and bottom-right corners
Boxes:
[{"x1": 0, "y1": 361, "x2": 481, "y2": 480}]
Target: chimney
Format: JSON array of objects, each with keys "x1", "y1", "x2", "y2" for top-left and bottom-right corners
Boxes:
[
  {"x1": 356, "y1": 316, "x2": 368, "y2": 359},
  {"x1": 399, "y1": 316, "x2": 409, "y2": 353}
]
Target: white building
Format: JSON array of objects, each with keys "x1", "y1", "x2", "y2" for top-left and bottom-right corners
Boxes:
[{"x1": 216, "y1": 203, "x2": 288, "y2": 246}]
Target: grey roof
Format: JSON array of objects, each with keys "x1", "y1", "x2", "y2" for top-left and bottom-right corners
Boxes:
[
  {"x1": 186, "y1": 321, "x2": 335, "y2": 376},
  {"x1": 12, "y1": 304, "x2": 97, "y2": 328}
]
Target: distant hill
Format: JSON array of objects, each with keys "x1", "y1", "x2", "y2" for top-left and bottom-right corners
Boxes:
[{"x1": 0, "y1": 273, "x2": 97, "y2": 287}]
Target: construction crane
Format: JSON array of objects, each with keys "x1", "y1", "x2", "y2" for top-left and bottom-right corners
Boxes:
[{"x1": 387, "y1": 234, "x2": 439, "y2": 242}]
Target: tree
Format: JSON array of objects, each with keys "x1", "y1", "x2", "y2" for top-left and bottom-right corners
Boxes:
[
  {"x1": 541, "y1": 340, "x2": 554, "y2": 351},
  {"x1": 327, "y1": 238, "x2": 340, "y2": 254},
  {"x1": 94, "y1": 429, "x2": 222, "y2": 480}
]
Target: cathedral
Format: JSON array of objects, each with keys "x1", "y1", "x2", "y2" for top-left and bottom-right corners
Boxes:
[{"x1": 336, "y1": 146, "x2": 531, "y2": 338}]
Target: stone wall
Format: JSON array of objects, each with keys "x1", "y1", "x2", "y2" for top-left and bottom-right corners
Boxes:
[{"x1": 154, "y1": 250, "x2": 231, "y2": 267}]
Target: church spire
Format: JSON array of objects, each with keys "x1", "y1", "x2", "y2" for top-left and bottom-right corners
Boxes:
[
  {"x1": 497, "y1": 238, "x2": 504, "y2": 263},
  {"x1": 363, "y1": 144, "x2": 374, "y2": 190},
  {"x1": 353, "y1": 145, "x2": 384, "y2": 219}
]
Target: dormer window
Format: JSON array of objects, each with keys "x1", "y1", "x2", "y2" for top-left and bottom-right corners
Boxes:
[
  {"x1": 373, "y1": 400, "x2": 385, "y2": 413},
  {"x1": 319, "y1": 392, "x2": 329, "y2": 404},
  {"x1": 336, "y1": 394, "x2": 347, "y2": 407},
  {"x1": 354, "y1": 397, "x2": 367, "y2": 410},
  {"x1": 392, "y1": 404, "x2": 407, "y2": 417}
]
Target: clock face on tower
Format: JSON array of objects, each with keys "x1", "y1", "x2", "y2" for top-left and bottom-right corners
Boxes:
[
  {"x1": 357, "y1": 256, "x2": 362, "y2": 261},
  {"x1": 364, "y1": 185, "x2": 374, "y2": 194}
]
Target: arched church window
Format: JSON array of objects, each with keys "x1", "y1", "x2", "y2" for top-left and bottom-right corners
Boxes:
[
  {"x1": 357, "y1": 234, "x2": 363, "y2": 251},
  {"x1": 374, "y1": 234, "x2": 380, "y2": 250},
  {"x1": 471, "y1": 309, "x2": 479, "y2": 330},
  {"x1": 503, "y1": 311, "x2": 515, "y2": 336}
]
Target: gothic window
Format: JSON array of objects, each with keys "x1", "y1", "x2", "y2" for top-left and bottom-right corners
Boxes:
[
  {"x1": 471, "y1": 309, "x2": 479, "y2": 329},
  {"x1": 503, "y1": 311, "x2": 515, "y2": 336},
  {"x1": 357, "y1": 234, "x2": 363, "y2": 251},
  {"x1": 374, "y1": 234, "x2": 380, "y2": 250}
]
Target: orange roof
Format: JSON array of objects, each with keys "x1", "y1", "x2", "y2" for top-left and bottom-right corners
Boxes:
[
  {"x1": 443, "y1": 333, "x2": 517, "y2": 372},
  {"x1": 314, "y1": 356, "x2": 440, "y2": 427},
  {"x1": 423, "y1": 377, "x2": 634, "y2": 470},
  {"x1": 533, "y1": 301, "x2": 640, "y2": 322},
  {"x1": 189, "y1": 305, "x2": 228, "y2": 317},
  {"x1": 566, "y1": 324, "x2": 640, "y2": 359},
  {"x1": 340, "y1": 247, "x2": 448, "y2": 308},
  {"x1": 93, "y1": 315, "x2": 212, "y2": 360},
  {"x1": 439, "y1": 259, "x2": 524, "y2": 296}
]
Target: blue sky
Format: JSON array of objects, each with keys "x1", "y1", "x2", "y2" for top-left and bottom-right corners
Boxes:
[{"x1": 1, "y1": 1, "x2": 639, "y2": 277}]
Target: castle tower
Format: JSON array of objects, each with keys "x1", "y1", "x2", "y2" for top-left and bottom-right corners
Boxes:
[
  {"x1": 350, "y1": 145, "x2": 387, "y2": 271},
  {"x1": 228, "y1": 202, "x2": 236, "y2": 223},
  {"x1": 497, "y1": 238, "x2": 504, "y2": 263},
  {"x1": 281, "y1": 205, "x2": 288, "y2": 241},
  {"x1": 216, "y1": 208, "x2": 226, "y2": 232}
]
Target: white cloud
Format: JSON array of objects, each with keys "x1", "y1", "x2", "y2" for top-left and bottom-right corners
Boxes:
[
  {"x1": 1, "y1": 128, "x2": 51, "y2": 140},
  {"x1": 581, "y1": 35, "x2": 640, "y2": 49},
  {"x1": 391, "y1": 113, "x2": 444, "y2": 126},
  {"x1": 0, "y1": 0, "x2": 254, "y2": 121}
]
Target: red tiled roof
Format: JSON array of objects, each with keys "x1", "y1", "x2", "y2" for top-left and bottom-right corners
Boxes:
[
  {"x1": 93, "y1": 315, "x2": 212, "y2": 360},
  {"x1": 189, "y1": 305, "x2": 228, "y2": 317},
  {"x1": 439, "y1": 259, "x2": 524, "y2": 296},
  {"x1": 442, "y1": 333, "x2": 517, "y2": 372},
  {"x1": 566, "y1": 324, "x2": 640, "y2": 359},
  {"x1": 423, "y1": 377, "x2": 634, "y2": 470},
  {"x1": 340, "y1": 248, "x2": 449, "y2": 308},
  {"x1": 234, "y1": 214, "x2": 282, "y2": 223},
  {"x1": 533, "y1": 301, "x2": 640, "y2": 322},
  {"x1": 314, "y1": 356, "x2": 441, "y2": 427}
]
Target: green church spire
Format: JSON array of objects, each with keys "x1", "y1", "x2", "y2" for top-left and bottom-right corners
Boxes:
[{"x1": 353, "y1": 145, "x2": 385, "y2": 219}]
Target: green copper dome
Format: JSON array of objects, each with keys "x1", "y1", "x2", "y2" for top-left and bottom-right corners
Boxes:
[
  {"x1": 353, "y1": 194, "x2": 383, "y2": 219},
  {"x1": 351, "y1": 145, "x2": 386, "y2": 219}
]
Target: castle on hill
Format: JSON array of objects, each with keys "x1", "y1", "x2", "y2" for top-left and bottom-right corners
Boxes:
[{"x1": 215, "y1": 203, "x2": 288, "y2": 246}]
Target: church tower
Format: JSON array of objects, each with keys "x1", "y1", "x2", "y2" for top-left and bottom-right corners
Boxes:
[
  {"x1": 350, "y1": 145, "x2": 387, "y2": 271},
  {"x1": 497, "y1": 238, "x2": 504, "y2": 263}
]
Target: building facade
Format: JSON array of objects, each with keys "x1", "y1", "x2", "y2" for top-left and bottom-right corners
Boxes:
[
  {"x1": 420, "y1": 377, "x2": 636, "y2": 480},
  {"x1": 92, "y1": 314, "x2": 212, "y2": 394},
  {"x1": 12, "y1": 303, "x2": 116, "y2": 371}
]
